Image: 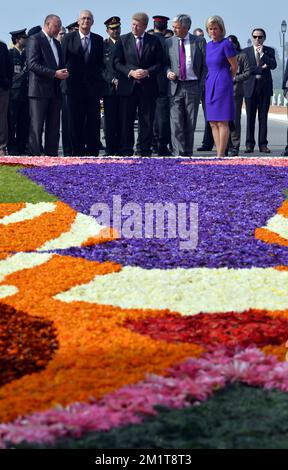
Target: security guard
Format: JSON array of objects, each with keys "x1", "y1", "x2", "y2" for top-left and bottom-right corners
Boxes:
[
  {"x1": 8, "y1": 29, "x2": 29, "y2": 155},
  {"x1": 102, "y1": 16, "x2": 121, "y2": 155},
  {"x1": 150, "y1": 16, "x2": 172, "y2": 156}
]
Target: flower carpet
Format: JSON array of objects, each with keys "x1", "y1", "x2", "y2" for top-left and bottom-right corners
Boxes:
[{"x1": 1, "y1": 156, "x2": 288, "y2": 449}]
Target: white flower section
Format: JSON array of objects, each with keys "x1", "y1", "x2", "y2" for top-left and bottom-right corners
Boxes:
[
  {"x1": 55, "y1": 266, "x2": 288, "y2": 315},
  {"x1": 37, "y1": 213, "x2": 106, "y2": 251},
  {"x1": 0, "y1": 285, "x2": 18, "y2": 298},
  {"x1": 0, "y1": 202, "x2": 56, "y2": 225},
  {"x1": 265, "y1": 214, "x2": 288, "y2": 240},
  {"x1": 0, "y1": 252, "x2": 52, "y2": 282}
]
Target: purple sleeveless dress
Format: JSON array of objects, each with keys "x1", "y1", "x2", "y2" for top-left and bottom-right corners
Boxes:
[{"x1": 205, "y1": 38, "x2": 236, "y2": 121}]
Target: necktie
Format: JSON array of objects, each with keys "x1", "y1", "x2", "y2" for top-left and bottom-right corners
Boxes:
[
  {"x1": 256, "y1": 50, "x2": 261, "y2": 66},
  {"x1": 83, "y1": 36, "x2": 89, "y2": 63},
  {"x1": 136, "y1": 37, "x2": 143, "y2": 58},
  {"x1": 179, "y1": 39, "x2": 186, "y2": 81}
]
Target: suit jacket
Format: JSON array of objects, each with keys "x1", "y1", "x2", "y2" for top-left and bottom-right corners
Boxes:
[
  {"x1": 62, "y1": 30, "x2": 104, "y2": 97},
  {"x1": 0, "y1": 41, "x2": 12, "y2": 91},
  {"x1": 233, "y1": 51, "x2": 250, "y2": 97},
  {"x1": 243, "y1": 45, "x2": 276, "y2": 98},
  {"x1": 166, "y1": 34, "x2": 207, "y2": 96},
  {"x1": 9, "y1": 47, "x2": 28, "y2": 100},
  {"x1": 102, "y1": 37, "x2": 119, "y2": 96},
  {"x1": 27, "y1": 31, "x2": 63, "y2": 98},
  {"x1": 113, "y1": 32, "x2": 163, "y2": 97}
]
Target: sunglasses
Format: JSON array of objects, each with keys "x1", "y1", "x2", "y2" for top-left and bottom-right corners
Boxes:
[{"x1": 253, "y1": 35, "x2": 263, "y2": 39}]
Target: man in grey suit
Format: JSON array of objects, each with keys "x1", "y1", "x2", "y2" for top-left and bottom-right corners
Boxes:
[
  {"x1": 27, "y1": 14, "x2": 68, "y2": 156},
  {"x1": 166, "y1": 14, "x2": 206, "y2": 156}
]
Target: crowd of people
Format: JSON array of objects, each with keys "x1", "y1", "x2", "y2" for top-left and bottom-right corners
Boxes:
[{"x1": 0, "y1": 10, "x2": 287, "y2": 158}]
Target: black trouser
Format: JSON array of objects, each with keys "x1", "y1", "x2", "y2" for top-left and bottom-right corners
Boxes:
[
  {"x1": 68, "y1": 90, "x2": 100, "y2": 156},
  {"x1": 103, "y1": 93, "x2": 121, "y2": 155},
  {"x1": 245, "y1": 80, "x2": 271, "y2": 149},
  {"x1": 29, "y1": 95, "x2": 61, "y2": 156},
  {"x1": 153, "y1": 94, "x2": 171, "y2": 152},
  {"x1": 8, "y1": 96, "x2": 29, "y2": 155},
  {"x1": 61, "y1": 93, "x2": 72, "y2": 156},
  {"x1": 119, "y1": 85, "x2": 156, "y2": 156}
]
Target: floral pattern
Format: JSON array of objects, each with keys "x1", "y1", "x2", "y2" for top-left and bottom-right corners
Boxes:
[{"x1": 0, "y1": 156, "x2": 288, "y2": 448}]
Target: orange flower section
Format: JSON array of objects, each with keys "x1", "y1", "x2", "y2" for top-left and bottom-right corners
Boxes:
[
  {"x1": 0, "y1": 255, "x2": 203, "y2": 423},
  {"x1": 0, "y1": 203, "x2": 25, "y2": 219},
  {"x1": 277, "y1": 200, "x2": 288, "y2": 217},
  {"x1": 82, "y1": 227, "x2": 119, "y2": 246},
  {"x1": 0, "y1": 202, "x2": 75, "y2": 251},
  {"x1": 255, "y1": 227, "x2": 288, "y2": 247}
]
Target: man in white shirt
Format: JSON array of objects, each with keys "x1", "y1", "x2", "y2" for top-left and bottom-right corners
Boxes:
[
  {"x1": 27, "y1": 14, "x2": 68, "y2": 156},
  {"x1": 166, "y1": 14, "x2": 206, "y2": 156}
]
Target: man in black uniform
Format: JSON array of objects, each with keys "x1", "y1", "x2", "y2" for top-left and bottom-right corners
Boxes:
[
  {"x1": 102, "y1": 16, "x2": 121, "y2": 155},
  {"x1": 0, "y1": 40, "x2": 12, "y2": 156},
  {"x1": 8, "y1": 29, "x2": 29, "y2": 155},
  {"x1": 151, "y1": 15, "x2": 172, "y2": 156}
]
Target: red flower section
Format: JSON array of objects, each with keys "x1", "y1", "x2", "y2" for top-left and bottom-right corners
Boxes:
[
  {"x1": 125, "y1": 310, "x2": 288, "y2": 348},
  {"x1": 0, "y1": 303, "x2": 59, "y2": 387}
]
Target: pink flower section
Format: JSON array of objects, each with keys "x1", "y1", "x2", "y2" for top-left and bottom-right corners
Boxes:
[
  {"x1": 0, "y1": 157, "x2": 136, "y2": 167},
  {"x1": 1, "y1": 347, "x2": 288, "y2": 448},
  {"x1": 181, "y1": 158, "x2": 288, "y2": 167}
]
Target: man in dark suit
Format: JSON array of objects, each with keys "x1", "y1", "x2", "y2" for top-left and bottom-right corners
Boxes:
[
  {"x1": 113, "y1": 12, "x2": 163, "y2": 156},
  {"x1": 8, "y1": 29, "x2": 29, "y2": 155},
  {"x1": 62, "y1": 10, "x2": 104, "y2": 156},
  {"x1": 151, "y1": 15, "x2": 172, "y2": 156},
  {"x1": 243, "y1": 28, "x2": 277, "y2": 153},
  {"x1": 27, "y1": 14, "x2": 68, "y2": 156},
  {"x1": 102, "y1": 16, "x2": 121, "y2": 156},
  {"x1": 0, "y1": 40, "x2": 12, "y2": 156},
  {"x1": 166, "y1": 14, "x2": 206, "y2": 156},
  {"x1": 282, "y1": 59, "x2": 288, "y2": 156}
]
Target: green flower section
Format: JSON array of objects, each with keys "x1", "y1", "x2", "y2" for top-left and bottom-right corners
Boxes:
[
  {"x1": 0, "y1": 166, "x2": 57, "y2": 203},
  {"x1": 14, "y1": 384, "x2": 288, "y2": 449}
]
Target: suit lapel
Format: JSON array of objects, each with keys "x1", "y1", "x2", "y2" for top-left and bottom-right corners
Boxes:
[
  {"x1": 189, "y1": 34, "x2": 196, "y2": 65},
  {"x1": 173, "y1": 36, "x2": 179, "y2": 70},
  {"x1": 40, "y1": 32, "x2": 57, "y2": 68},
  {"x1": 142, "y1": 33, "x2": 149, "y2": 59},
  {"x1": 249, "y1": 46, "x2": 256, "y2": 66},
  {"x1": 129, "y1": 32, "x2": 140, "y2": 64}
]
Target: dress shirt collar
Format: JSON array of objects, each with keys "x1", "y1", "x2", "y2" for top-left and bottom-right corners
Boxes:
[
  {"x1": 178, "y1": 33, "x2": 190, "y2": 43},
  {"x1": 42, "y1": 29, "x2": 54, "y2": 42},
  {"x1": 79, "y1": 30, "x2": 91, "y2": 40},
  {"x1": 134, "y1": 33, "x2": 145, "y2": 40}
]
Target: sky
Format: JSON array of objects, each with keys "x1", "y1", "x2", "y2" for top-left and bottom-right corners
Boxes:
[{"x1": 0, "y1": 0, "x2": 287, "y2": 58}]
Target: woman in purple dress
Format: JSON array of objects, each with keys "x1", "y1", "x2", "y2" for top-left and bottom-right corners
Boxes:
[{"x1": 205, "y1": 16, "x2": 238, "y2": 157}]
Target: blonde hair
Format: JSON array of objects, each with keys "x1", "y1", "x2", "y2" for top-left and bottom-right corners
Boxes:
[
  {"x1": 132, "y1": 12, "x2": 149, "y2": 27},
  {"x1": 205, "y1": 15, "x2": 226, "y2": 38}
]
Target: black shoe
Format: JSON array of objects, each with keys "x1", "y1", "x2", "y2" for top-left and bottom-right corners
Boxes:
[
  {"x1": 281, "y1": 150, "x2": 288, "y2": 156},
  {"x1": 158, "y1": 147, "x2": 172, "y2": 156},
  {"x1": 197, "y1": 146, "x2": 213, "y2": 151},
  {"x1": 244, "y1": 147, "x2": 254, "y2": 153},
  {"x1": 230, "y1": 149, "x2": 239, "y2": 157}
]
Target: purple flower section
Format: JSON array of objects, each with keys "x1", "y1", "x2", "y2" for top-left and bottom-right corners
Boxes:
[{"x1": 22, "y1": 160, "x2": 288, "y2": 269}]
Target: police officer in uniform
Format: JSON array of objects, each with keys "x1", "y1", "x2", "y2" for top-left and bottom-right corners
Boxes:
[
  {"x1": 8, "y1": 29, "x2": 29, "y2": 155},
  {"x1": 152, "y1": 15, "x2": 172, "y2": 156},
  {"x1": 102, "y1": 16, "x2": 121, "y2": 155}
]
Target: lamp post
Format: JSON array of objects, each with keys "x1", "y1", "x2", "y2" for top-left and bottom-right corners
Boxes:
[
  {"x1": 281, "y1": 20, "x2": 287, "y2": 82},
  {"x1": 247, "y1": 38, "x2": 252, "y2": 47}
]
